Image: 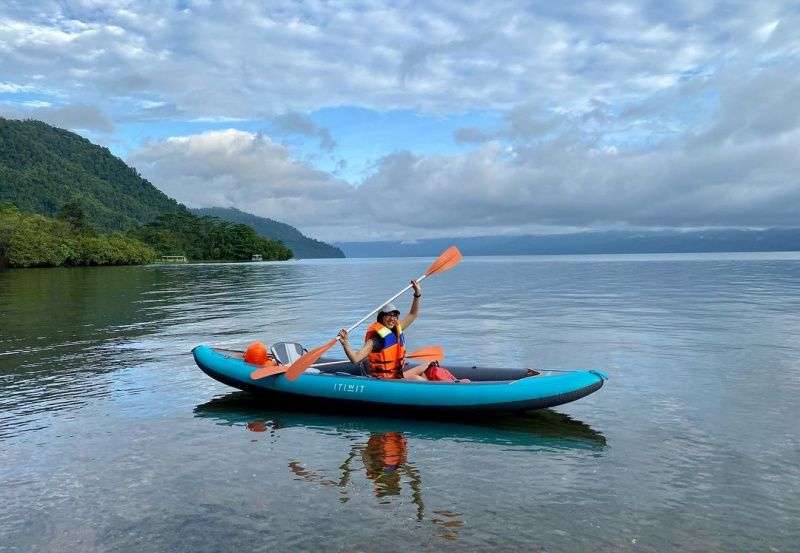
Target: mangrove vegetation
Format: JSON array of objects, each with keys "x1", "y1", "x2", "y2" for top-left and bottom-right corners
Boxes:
[
  {"x1": 0, "y1": 203, "x2": 293, "y2": 268},
  {"x1": 0, "y1": 203, "x2": 156, "y2": 268},
  {"x1": 130, "y1": 212, "x2": 292, "y2": 262}
]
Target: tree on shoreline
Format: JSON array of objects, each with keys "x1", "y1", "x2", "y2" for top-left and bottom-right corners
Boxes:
[
  {"x1": 130, "y1": 212, "x2": 293, "y2": 261},
  {"x1": 0, "y1": 204, "x2": 293, "y2": 268},
  {"x1": 57, "y1": 199, "x2": 94, "y2": 235},
  {"x1": 0, "y1": 203, "x2": 156, "y2": 268}
]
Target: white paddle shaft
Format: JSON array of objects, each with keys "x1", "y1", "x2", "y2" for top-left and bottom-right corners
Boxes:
[
  {"x1": 344, "y1": 273, "x2": 429, "y2": 334},
  {"x1": 310, "y1": 359, "x2": 351, "y2": 368}
]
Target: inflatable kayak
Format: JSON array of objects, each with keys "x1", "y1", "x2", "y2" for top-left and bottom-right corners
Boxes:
[{"x1": 192, "y1": 344, "x2": 607, "y2": 412}]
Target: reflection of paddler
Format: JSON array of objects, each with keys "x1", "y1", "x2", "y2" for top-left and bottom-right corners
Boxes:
[
  {"x1": 246, "y1": 420, "x2": 267, "y2": 432},
  {"x1": 363, "y1": 432, "x2": 407, "y2": 497},
  {"x1": 360, "y1": 432, "x2": 424, "y2": 521},
  {"x1": 365, "y1": 431, "x2": 407, "y2": 472}
]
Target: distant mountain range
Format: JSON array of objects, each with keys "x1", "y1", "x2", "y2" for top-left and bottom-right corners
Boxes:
[
  {"x1": 337, "y1": 229, "x2": 800, "y2": 257},
  {"x1": 192, "y1": 207, "x2": 344, "y2": 258},
  {"x1": 0, "y1": 118, "x2": 342, "y2": 259}
]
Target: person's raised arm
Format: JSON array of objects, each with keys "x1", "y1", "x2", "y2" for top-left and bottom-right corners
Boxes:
[
  {"x1": 338, "y1": 329, "x2": 373, "y2": 363},
  {"x1": 401, "y1": 279, "x2": 422, "y2": 328}
]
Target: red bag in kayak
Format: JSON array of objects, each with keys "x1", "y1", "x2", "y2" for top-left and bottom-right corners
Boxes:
[{"x1": 424, "y1": 361, "x2": 457, "y2": 382}]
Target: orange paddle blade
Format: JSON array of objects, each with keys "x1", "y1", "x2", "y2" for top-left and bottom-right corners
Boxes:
[
  {"x1": 250, "y1": 363, "x2": 289, "y2": 380},
  {"x1": 406, "y1": 345, "x2": 444, "y2": 364},
  {"x1": 285, "y1": 338, "x2": 338, "y2": 381},
  {"x1": 424, "y1": 246, "x2": 462, "y2": 276}
]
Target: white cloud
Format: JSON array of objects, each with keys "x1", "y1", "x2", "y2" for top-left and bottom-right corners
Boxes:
[
  {"x1": 364, "y1": 62, "x2": 800, "y2": 235},
  {"x1": 21, "y1": 100, "x2": 52, "y2": 108},
  {"x1": 125, "y1": 51, "x2": 800, "y2": 243},
  {"x1": 3, "y1": 1, "x2": 793, "y2": 118},
  {"x1": 0, "y1": 82, "x2": 36, "y2": 93},
  {"x1": 272, "y1": 112, "x2": 336, "y2": 151},
  {"x1": 140, "y1": 100, "x2": 166, "y2": 109},
  {"x1": 359, "y1": 134, "x2": 800, "y2": 237},
  {"x1": 0, "y1": 103, "x2": 114, "y2": 132},
  {"x1": 128, "y1": 129, "x2": 358, "y2": 237},
  {"x1": 692, "y1": 64, "x2": 800, "y2": 144}
]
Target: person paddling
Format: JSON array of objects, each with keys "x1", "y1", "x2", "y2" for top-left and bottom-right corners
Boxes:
[{"x1": 338, "y1": 280, "x2": 429, "y2": 380}]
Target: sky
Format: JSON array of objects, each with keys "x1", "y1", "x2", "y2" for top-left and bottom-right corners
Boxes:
[{"x1": 1, "y1": 1, "x2": 799, "y2": 242}]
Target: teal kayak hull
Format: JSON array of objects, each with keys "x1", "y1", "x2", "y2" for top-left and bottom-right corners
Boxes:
[{"x1": 192, "y1": 345, "x2": 607, "y2": 412}]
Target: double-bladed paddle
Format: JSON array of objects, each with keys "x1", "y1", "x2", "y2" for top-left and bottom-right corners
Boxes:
[
  {"x1": 250, "y1": 246, "x2": 462, "y2": 381},
  {"x1": 249, "y1": 345, "x2": 445, "y2": 379}
]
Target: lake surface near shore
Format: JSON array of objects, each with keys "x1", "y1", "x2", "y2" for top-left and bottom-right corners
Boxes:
[{"x1": 2, "y1": 253, "x2": 799, "y2": 551}]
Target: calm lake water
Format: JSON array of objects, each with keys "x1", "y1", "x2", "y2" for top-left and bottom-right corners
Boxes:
[{"x1": 1, "y1": 253, "x2": 799, "y2": 552}]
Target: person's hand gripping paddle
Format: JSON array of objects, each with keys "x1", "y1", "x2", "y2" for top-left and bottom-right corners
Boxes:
[{"x1": 250, "y1": 246, "x2": 462, "y2": 381}]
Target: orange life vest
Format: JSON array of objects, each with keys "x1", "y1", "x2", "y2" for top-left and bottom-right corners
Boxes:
[{"x1": 365, "y1": 322, "x2": 406, "y2": 379}]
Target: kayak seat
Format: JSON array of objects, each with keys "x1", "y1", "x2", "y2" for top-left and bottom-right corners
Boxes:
[
  {"x1": 270, "y1": 342, "x2": 321, "y2": 375},
  {"x1": 269, "y1": 341, "x2": 307, "y2": 364},
  {"x1": 270, "y1": 342, "x2": 307, "y2": 365}
]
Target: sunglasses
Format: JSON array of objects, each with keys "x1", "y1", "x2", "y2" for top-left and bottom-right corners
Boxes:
[{"x1": 381, "y1": 312, "x2": 400, "y2": 318}]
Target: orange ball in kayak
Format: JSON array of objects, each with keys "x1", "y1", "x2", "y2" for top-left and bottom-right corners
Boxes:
[{"x1": 243, "y1": 341, "x2": 269, "y2": 365}]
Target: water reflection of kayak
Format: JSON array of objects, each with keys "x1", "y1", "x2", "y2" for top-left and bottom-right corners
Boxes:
[
  {"x1": 194, "y1": 393, "x2": 605, "y2": 541},
  {"x1": 192, "y1": 344, "x2": 607, "y2": 413},
  {"x1": 193, "y1": 392, "x2": 607, "y2": 450}
]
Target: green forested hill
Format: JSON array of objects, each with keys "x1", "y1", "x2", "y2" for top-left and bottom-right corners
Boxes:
[
  {"x1": 0, "y1": 118, "x2": 185, "y2": 231},
  {"x1": 130, "y1": 211, "x2": 292, "y2": 262},
  {"x1": 192, "y1": 207, "x2": 344, "y2": 258}
]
